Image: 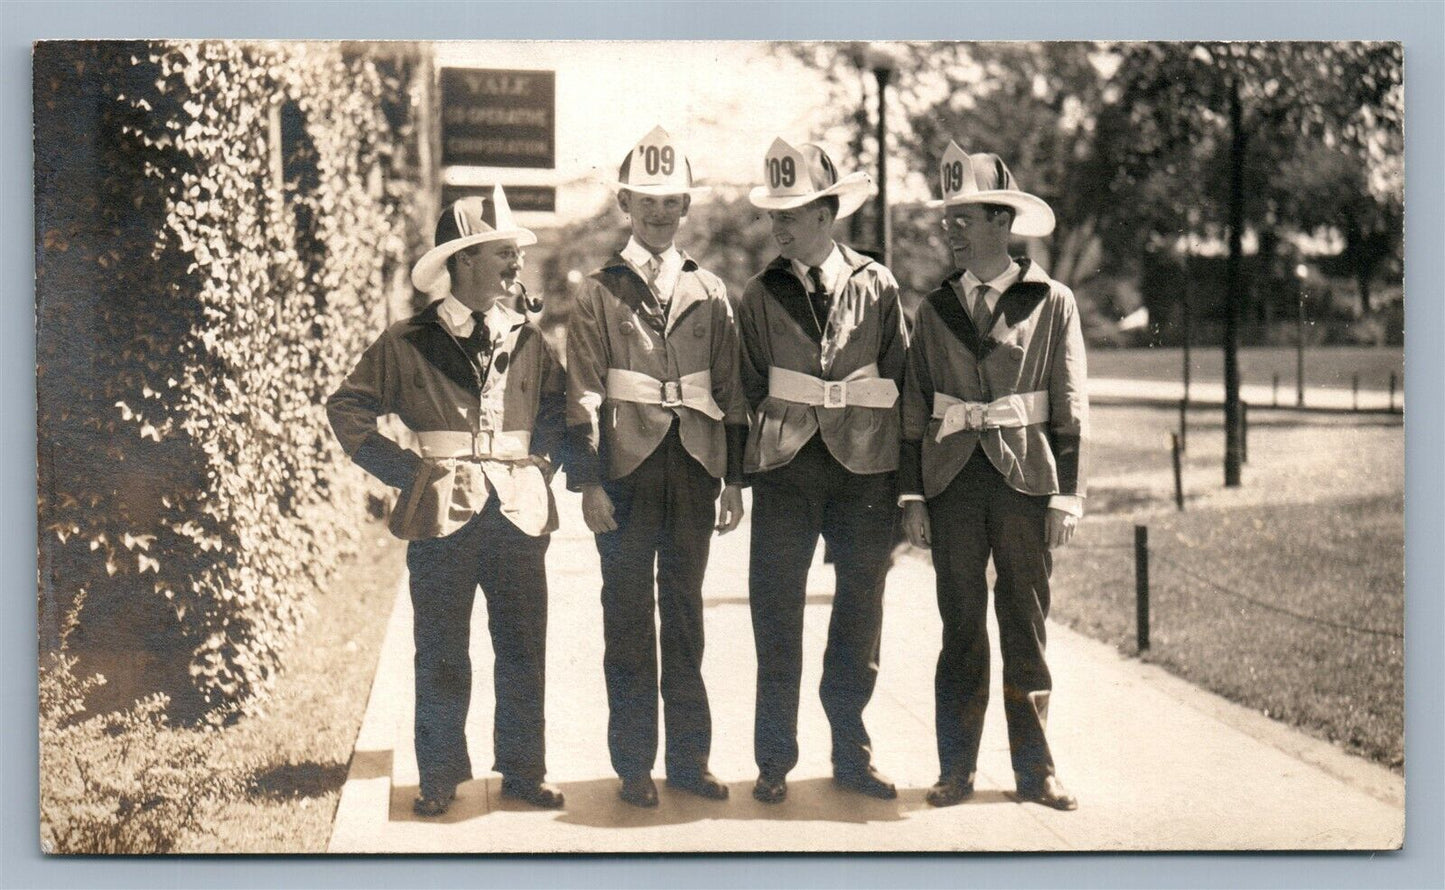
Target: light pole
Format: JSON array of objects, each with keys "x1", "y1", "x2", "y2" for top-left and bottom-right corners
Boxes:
[
  {"x1": 1295, "y1": 263, "x2": 1308, "y2": 407},
  {"x1": 862, "y1": 43, "x2": 903, "y2": 269}
]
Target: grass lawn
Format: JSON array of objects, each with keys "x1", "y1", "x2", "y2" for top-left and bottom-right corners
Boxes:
[
  {"x1": 1089, "y1": 345, "x2": 1403, "y2": 392},
  {"x1": 1048, "y1": 403, "x2": 1405, "y2": 769},
  {"x1": 176, "y1": 514, "x2": 406, "y2": 853}
]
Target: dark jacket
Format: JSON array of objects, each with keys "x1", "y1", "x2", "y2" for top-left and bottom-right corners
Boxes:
[
  {"x1": 901, "y1": 258, "x2": 1088, "y2": 500},
  {"x1": 327, "y1": 298, "x2": 565, "y2": 538},
  {"x1": 565, "y1": 250, "x2": 748, "y2": 487},
  {"x1": 738, "y1": 245, "x2": 909, "y2": 475}
]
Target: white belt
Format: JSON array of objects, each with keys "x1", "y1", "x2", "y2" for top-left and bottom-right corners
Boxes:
[
  {"x1": 416, "y1": 429, "x2": 532, "y2": 460},
  {"x1": 932, "y1": 391, "x2": 1049, "y2": 442},
  {"x1": 605, "y1": 368, "x2": 724, "y2": 420},
  {"x1": 768, "y1": 364, "x2": 899, "y2": 409}
]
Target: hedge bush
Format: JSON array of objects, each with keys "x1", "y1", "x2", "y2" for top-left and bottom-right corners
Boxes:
[
  {"x1": 39, "y1": 592, "x2": 242, "y2": 854},
  {"x1": 36, "y1": 41, "x2": 429, "y2": 710}
]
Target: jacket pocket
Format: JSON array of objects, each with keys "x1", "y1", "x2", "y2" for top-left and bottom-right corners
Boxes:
[
  {"x1": 389, "y1": 458, "x2": 454, "y2": 541},
  {"x1": 747, "y1": 398, "x2": 788, "y2": 470}
]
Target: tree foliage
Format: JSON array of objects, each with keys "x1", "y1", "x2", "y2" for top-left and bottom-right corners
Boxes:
[
  {"x1": 36, "y1": 41, "x2": 429, "y2": 711},
  {"x1": 781, "y1": 41, "x2": 1403, "y2": 335},
  {"x1": 1110, "y1": 41, "x2": 1402, "y2": 309}
]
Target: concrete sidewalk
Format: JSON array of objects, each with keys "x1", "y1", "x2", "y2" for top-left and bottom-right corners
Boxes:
[
  {"x1": 328, "y1": 485, "x2": 1404, "y2": 853},
  {"x1": 1089, "y1": 376, "x2": 1402, "y2": 412}
]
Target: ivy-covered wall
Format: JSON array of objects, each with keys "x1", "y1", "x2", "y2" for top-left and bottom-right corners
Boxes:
[{"x1": 36, "y1": 41, "x2": 433, "y2": 712}]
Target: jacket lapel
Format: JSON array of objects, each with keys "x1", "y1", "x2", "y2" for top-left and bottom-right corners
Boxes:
[
  {"x1": 820, "y1": 244, "x2": 878, "y2": 369},
  {"x1": 594, "y1": 253, "x2": 668, "y2": 335},
  {"x1": 483, "y1": 302, "x2": 527, "y2": 387},
  {"x1": 662, "y1": 256, "x2": 705, "y2": 337},
  {"x1": 760, "y1": 255, "x2": 823, "y2": 344},
  {"x1": 929, "y1": 259, "x2": 1055, "y2": 361},
  {"x1": 996, "y1": 258, "x2": 1052, "y2": 327},
  {"x1": 926, "y1": 272, "x2": 994, "y2": 361},
  {"x1": 402, "y1": 301, "x2": 481, "y2": 395}
]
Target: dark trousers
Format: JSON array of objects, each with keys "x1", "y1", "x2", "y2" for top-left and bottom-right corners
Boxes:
[
  {"x1": 749, "y1": 434, "x2": 897, "y2": 778},
  {"x1": 596, "y1": 426, "x2": 720, "y2": 780},
  {"x1": 928, "y1": 451, "x2": 1055, "y2": 786},
  {"x1": 407, "y1": 498, "x2": 550, "y2": 796}
]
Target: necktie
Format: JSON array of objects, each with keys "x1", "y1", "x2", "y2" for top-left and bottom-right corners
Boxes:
[
  {"x1": 463, "y1": 311, "x2": 493, "y2": 378},
  {"x1": 971, "y1": 284, "x2": 992, "y2": 335},
  {"x1": 807, "y1": 266, "x2": 830, "y2": 334},
  {"x1": 642, "y1": 255, "x2": 673, "y2": 328}
]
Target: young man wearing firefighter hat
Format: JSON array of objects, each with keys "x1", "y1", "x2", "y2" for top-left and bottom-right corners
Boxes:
[
  {"x1": 739, "y1": 138, "x2": 909, "y2": 805},
  {"x1": 328, "y1": 186, "x2": 567, "y2": 817},
  {"x1": 900, "y1": 142, "x2": 1088, "y2": 811},
  {"x1": 565, "y1": 126, "x2": 748, "y2": 808}
]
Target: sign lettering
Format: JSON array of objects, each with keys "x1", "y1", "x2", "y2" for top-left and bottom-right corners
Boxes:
[
  {"x1": 441, "y1": 184, "x2": 556, "y2": 214},
  {"x1": 441, "y1": 68, "x2": 556, "y2": 169}
]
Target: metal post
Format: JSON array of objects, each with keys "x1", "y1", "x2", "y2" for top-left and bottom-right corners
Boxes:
[
  {"x1": 873, "y1": 66, "x2": 892, "y2": 270},
  {"x1": 1296, "y1": 284, "x2": 1306, "y2": 407},
  {"x1": 1171, "y1": 433, "x2": 1184, "y2": 511},
  {"x1": 1389, "y1": 372, "x2": 1397, "y2": 412},
  {"x1": 1353, "y1": 374, "x2": 1360, "y2": 411},
  {"x1": 1178, "y1": 398, "x2": 1187, "y2": 453},
  {"x1": 1182, "y1": 275, "x2": 1192, "y2": 405},
  {"x1": 1135, "y1": 525, "x2": 1150, "y2": 653},
  {"x1": 1272, "y1": 373, "x2": 1279, "y2": 408},
  {"x1": 1241, "y1": 400, "x2": 1249, "y2": 464}
]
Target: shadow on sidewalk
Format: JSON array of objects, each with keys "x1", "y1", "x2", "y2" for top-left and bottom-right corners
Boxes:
[
  {"x1": 386, "y1": 776, "x2": 1019, "y2": 829},
  {"x1": 389, "y1": 779, "x2": 491, "y2": 824},
  {"x1": 555, "y1": 777, "x2": 915, "y2": 827},
  {"x1": 347, "y1": 749, "x2": 394, "y2": 781}
]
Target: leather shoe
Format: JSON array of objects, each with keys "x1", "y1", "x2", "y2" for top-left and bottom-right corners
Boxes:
[
  {"x1": 412, "y1": 787, "x2": 456, "y2": 817},
  {"x1": 925, "y1": 773, "x2": 976, "y2": 808},
  {"x1": 619, "y1": 775, "x2": 659, "y2": 808},
  {"x1": 666, "y1": 771, "x2": 730, "y2": 800},
  {"x1": 833, "y1": 765, "x2": 897, "y2": 800},
  {"x1": 1017, "y1": 775, "x2": 1078, "y2": 811},
  {"x1": 751, "y1": 773, "x2": 787, "y2": 804},
  {"x1": 501, "y1": 777, "x2": 565, "y2": 809}
]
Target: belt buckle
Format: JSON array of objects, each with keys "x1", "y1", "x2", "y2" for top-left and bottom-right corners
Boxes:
[
  {"x1": 822, "y1": 381, "x2": 847, "y2": 409},
  {"x1": 471, "y1": 430, "x2": 492, "y2": 459},
  {"x1": 661, "y1": 380, "x2": 683, "y2": 408},
  {"x1": 966, "y1": 403, "x2": 987, "y2": 430}
]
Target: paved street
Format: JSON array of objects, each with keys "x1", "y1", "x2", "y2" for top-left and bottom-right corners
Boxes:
[{"x1": 329, "y1": 482, "x2": 1404, "y2": 854}]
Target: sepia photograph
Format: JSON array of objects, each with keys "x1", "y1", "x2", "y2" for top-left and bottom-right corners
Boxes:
[{"x1": 31, "y1": 23, "x2": 1417, "y2": 866}]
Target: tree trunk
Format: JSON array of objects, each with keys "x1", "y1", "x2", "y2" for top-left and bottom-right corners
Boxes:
[
  {"x1": 1357, "y1": 264, "x2": 1373, "y2": 314},
  {"x1": 1344, "y1": 213, "x2": 1371, "y2": 315},
  {"x1": 1224, "y1": 76, "x2": 1244, "y2": 488}
]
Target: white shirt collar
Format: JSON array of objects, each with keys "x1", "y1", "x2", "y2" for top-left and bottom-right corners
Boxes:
[
  {"x1": 790, "y1": 242, "x2": 847, "y2": 297},
  {"x1": 620, "y1": 235, "x2": 680, "y2": 269},
  {"x1": 960, "y1": 260, "x2": 1022, "y2": 311},
  {"x1": 437, "y1": 294, "x2": 521, "y2": 338},
  {"x1": 620, "y1": 236, "x2": 684, "y2": 302}
]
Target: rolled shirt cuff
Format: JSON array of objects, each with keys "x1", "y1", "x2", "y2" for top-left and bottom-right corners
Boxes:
[
  {"x1": 1049, "y1": 494, "x2": 1085, "y2": 517},
  {"x1": 897, "y1": 493, "x2": 925, "y2": 507}
]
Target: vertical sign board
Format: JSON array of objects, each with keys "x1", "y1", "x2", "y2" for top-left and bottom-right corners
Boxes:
[{"x1": 441, "y1": 68, "x2": 556, "y2": 169}]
